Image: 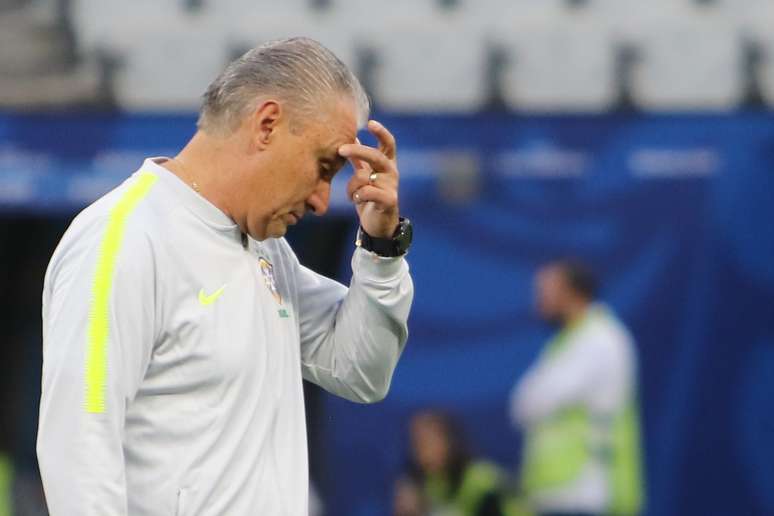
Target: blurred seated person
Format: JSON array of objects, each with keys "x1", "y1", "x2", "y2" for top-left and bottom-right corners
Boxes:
[
  {"x1": 509, "y1": 260, "x2": 644, "y2": 516},
  {"x1": 394, "y1": 409, "x2": 515, "y2": 516}
]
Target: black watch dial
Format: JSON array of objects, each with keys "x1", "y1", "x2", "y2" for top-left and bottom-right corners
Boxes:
[{"x1": 394, "y1": 218, "x2": 413, "y2": 255}]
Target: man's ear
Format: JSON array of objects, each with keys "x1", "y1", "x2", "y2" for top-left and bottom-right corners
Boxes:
[{"x1": 251, "y1": 100, "x2": 282, "y2": 150}]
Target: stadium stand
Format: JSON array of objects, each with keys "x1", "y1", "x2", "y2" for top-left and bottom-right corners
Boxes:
[
  {"x1": 110, "y1": 20, "x2": 231, "y2": 110},
  {"x1": 455, "y1": 0, "x2": 568, "y2": 22},
  {"x1": 1, "y1": 0, "x2": 773, "y2": 111},
  {"x1": 628, "y1": 4, "x2": 745, "y2": 110},
  {"x1": 330, "y1": 0, "x2": 440, "y2": 20},
  {"x1": 493, "y1": 6, "x2": 618, "y2": 112},
  {"x1": 0, "y1": 0, "x2": 101, "y2": 108},
  {"x1": 360, "y1": 16, "x2": 490, "y2": 112},
  {"x1": 222, "y1": 1, "x2": 359, "y2": 73},
  {"x1": 757, "y1": 32, "x2": 774, "y2": 106},
  {"x1": 69, "y1": 0, "x2": 218, "y2": 109},
  {"x1": 736, "y1": 0, "x2": 774, "y2": 106}
]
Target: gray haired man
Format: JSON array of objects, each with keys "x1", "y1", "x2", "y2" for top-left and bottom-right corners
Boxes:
[{"x1": 37, "y1": 38, "x2": 414, "y2": 515}]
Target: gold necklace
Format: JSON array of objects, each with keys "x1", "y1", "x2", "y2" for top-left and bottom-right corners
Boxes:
[{"x1": 173, "y1": 157, "x2": 200, "y2": 193}]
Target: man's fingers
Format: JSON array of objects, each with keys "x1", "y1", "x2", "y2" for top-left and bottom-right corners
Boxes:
[
  {"x1": 346, "y1": 176, "x2": 365, "y2": 201},
  {"x1": 339, "y1": 127, "x2": 399, "y2": 179},
  {"x1": 368, "y1": 120, "x2": 397, "y2": 160},
  {"x1": 352, "y1": 184, "x2": 398, "y2": 209},
  {"x1": 346, "y1": 155, "x2": 371, "y2": 175},
  {"x1": 346, "y1": 168, "x2": 397, "y2": 201},
  {"x1": 341, "y1": 125, "x2": 401, "y2": 231},
  {"x1": 346, "y1": 137, "x2": 371, "y2": 173},
  {"x1": 339, "y1": 144, "x2": 395, "y2": 176}
]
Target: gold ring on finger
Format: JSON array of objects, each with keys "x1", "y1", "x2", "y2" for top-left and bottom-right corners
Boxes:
[{"x1": 369, "y1": 172, "x2": 379, "y2": 184}]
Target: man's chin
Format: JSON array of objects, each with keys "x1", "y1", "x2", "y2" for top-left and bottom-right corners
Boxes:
[
  {"x1": 244, "y1": 221, "x2": 283, "y2": 242},
  {"x1": 264, "y1": 223, "x2": 288, "y2": 239}
]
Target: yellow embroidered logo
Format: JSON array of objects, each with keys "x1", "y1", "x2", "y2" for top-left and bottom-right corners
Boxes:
[{"x1": 198, "y1": 285, "x2": 226, "y2": 306}]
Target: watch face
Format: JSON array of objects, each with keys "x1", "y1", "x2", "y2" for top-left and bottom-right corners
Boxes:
[{"x1": 397, "y1": 219, "x2": 413, "y2": 252}]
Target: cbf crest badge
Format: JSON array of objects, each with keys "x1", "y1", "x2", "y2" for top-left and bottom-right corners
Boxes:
[{"x1": 258, "y1": 256, "x2": 290, "y2": 318}]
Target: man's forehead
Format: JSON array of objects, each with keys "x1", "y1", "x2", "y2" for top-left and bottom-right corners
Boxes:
[
  {"x1": 318, "y1": 97, "x2": 358, "y2": 146},
  {"x1": 318, "y1": 133, "x2": 350, "y2": 171},
  {"x1": 322, "y1": 127, "x2": 356, "y2": 151}
]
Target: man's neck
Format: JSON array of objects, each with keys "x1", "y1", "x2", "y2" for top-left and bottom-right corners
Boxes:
[
  {"x1": 562, "y1": 299, "x2": 591, "y2": 328},
  {"x1": 165, "y1": 131, "x2": 236, "y2": 220}
]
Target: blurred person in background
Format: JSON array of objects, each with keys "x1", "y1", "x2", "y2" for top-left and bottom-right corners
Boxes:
[
  {"x1": 36, "y1": 37, "x2": 414, "y2": 515},
  {"x1": 394, "y1": 409, "x2": 521, "y2": 516},
  {"x1": 0, "y1": 451, "x2": 10, "y2": 516},
  {"x1": 509, "y1": 260, "x2": 644, "y2": 516}
]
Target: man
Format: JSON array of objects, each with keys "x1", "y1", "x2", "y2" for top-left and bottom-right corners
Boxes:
[
  {"x1": 509, "y1": 261, "x2": 643, "y2": 516},
  {"x1": 37, "y1": 38, "x2": 414, "y2": 515}
]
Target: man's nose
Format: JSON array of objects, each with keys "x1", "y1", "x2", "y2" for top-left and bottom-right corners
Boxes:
[{"x1": 306, "y1": 180, "x2": 331, "y2": 216}]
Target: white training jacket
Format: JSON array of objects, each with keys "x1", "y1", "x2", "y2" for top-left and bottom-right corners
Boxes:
[{"x1": 38, "y1": 158, "x2": 413, "y2": 516}]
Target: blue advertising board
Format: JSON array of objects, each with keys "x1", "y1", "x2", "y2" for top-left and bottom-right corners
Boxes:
[{"x1": 2, "y1": 112, "x2": 773, "y2": 515}]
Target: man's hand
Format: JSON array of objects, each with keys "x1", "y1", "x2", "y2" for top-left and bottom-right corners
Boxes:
[{"x1": 338, "y1": 120, "x2": 400, "y2": 239}]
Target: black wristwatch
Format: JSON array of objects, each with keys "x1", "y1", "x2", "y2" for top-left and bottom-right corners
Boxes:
[{"x1": 356, "y1": 217, "x2": 413, "y2": 257}]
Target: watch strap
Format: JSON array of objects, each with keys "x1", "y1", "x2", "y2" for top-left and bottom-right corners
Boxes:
[{"x1": 357, "y1": 218, "x2": 412, "y2": 257}]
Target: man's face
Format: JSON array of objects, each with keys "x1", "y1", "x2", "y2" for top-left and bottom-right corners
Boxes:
[
  {"x1": 534, "y1": 265, "x2": 568, "y2": 324},
  {"x1": 242, "y1": 97, "x2": 357, "y2": 240}
]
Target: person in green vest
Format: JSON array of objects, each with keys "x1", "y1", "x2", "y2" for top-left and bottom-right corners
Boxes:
[
  {"x1": 393, "y1": 409, "x2": 514, "y2": 516},
  {"x1": 0, "y1": 451, "x2": 13, "y2": 516},
  {"x1": 509, "y1": 260, "x2": 644, "y2": 516}
]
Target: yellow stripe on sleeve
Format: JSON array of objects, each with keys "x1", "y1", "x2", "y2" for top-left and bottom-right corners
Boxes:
[{"x1": 85, "y1": 171, "x2": 158, "y2": 414}]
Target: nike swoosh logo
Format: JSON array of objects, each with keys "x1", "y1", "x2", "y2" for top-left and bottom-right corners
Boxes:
[{"x1": 198, "y1": 285, "x2": 226, "y2": 306}]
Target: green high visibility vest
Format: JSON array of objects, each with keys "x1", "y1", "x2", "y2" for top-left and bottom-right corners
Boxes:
[
  {"x1": 425, "y1": 461, "x2": 506, "y2": 516},
  {"x1": 520, "y1": 308, "x2": 644, "y2": 515},
  {"x1": 0, "y1": 453, "x2": 13, "y2": 516}
]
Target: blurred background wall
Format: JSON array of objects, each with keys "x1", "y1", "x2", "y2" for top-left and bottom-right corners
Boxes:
[{"x1": 1, "y1": 0, "x2": 773, "y2": 515}]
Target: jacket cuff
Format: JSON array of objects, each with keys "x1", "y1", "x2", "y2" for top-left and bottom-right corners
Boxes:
[{"x1": 352, "y1": 246, "x2": 407, "y2": 284}]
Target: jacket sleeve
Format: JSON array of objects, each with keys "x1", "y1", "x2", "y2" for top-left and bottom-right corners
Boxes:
[
  {"x1": 37, "y1": 221, "x2": 156, "y2": 516},
  {"x1": 296, "y1": 247, "x2": 413, "y2": 403},
  {"x1": 509, "y1": 324, "x2": 623, "y2": 426}
]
